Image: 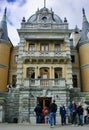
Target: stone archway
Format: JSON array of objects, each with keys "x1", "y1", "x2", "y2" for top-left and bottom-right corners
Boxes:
[{"x1": 40, "y1": 67, "x2": 50, "y2": 79}]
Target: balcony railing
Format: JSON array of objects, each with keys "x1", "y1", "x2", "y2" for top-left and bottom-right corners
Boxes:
[
  {"x1": 24, "y1": 78, "x2": 66, "y2": 88},
  {"x1": 22, "y1": 51, "x2": 68, "y2": 58}
]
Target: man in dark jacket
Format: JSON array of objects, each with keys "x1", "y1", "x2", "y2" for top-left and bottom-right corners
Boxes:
[
  {"x1": 34, "y1": 102, "x2": 42, "y2": 124},
  {"x1": 77, "y1": 103, "x2": 84, "y2": 126},
  {"x1": 60, "y1": 104, "x2": 66, "y2": 125},
  {"x1": 49, "y1": 100, "x2": 57, "y2": 127},
  {"x1": 68, "y1": 100, "x2": 77, "y2": 125}
]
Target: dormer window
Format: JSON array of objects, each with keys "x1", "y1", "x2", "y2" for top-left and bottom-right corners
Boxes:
[{"x1": 42, "y1": 16, "x2": 47, "y2": 22}]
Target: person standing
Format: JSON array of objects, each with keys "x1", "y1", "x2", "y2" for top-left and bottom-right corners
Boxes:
[
  {"x1": 60, "y1": 104, "x2": 66, "y2": 125},
  {"x1": 77, "y1": 102, "x2": 84, "y2": 126},
  {"x1": 69, "y1": 99, "x2": 77, "y2": 125},
  {"x1": 34, "y1": 102, "x2": 42, "y2": 124},
  {"x1": 44, "y1": 107, "x2": 49, "y2": 124},
  {"x1": 41, "y1": 106, "x2": 47, "y2": 123},
  {"x1": 49, "y1": 100, "x2": 57, "y2": 127}
]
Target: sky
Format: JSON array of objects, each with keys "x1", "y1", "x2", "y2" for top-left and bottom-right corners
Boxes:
[{"x1": 0, "y1": 0, "x2": 89, "y2": 46}]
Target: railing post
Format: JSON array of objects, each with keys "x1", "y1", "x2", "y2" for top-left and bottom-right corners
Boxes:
[
  {"x1": 60, "y1": 78, "x2": 65, "y2": 87},
  {"x1": 24, "y1": 78, "x2": 29, "y2": 87}
]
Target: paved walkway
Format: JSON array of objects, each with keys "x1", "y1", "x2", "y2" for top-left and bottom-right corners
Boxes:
[{"x1": 0, "y1": 124, "x2": 89, "y2": 130}]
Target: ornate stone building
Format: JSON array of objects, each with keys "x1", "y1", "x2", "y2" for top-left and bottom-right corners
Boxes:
[{"x1": 0, "y1": 4, "x2": 89, "y2": 123}]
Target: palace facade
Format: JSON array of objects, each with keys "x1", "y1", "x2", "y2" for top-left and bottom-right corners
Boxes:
[{"x1": 0, "y1": 5, "x2": 89, "y2": 123}]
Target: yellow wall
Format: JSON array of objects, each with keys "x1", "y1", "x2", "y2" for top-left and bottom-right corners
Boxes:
[
  {"x1": 10, "y1": 47, "x2": 18, "y2": 69},
  {"x1": 0, "y1": 43, "x2": 11, "y2": 92},
  {"x1": 24, "y1": 40, "x2": 65, "y2": 52},
  {"x1": 9, "y1": 47, "x2": 18, "y2": 84},
  {"x1": 0, "y1": 44, "x2": 10, "y2": 65},
  {"x1": 79, "y1": 44, "x2": 89, "y2": 91},
  {"x1": 0, "y1": 68, "x2": 8, "y2": 92},
  {"x1": 71, "y1": 51, "x2": 79, "y2": 68},
  {"x1": 79, "y1": 45, "x2": 89, "y2": 65},
  {"x1": 81, "y1": 68, "x2": 89, "y2": 91}
]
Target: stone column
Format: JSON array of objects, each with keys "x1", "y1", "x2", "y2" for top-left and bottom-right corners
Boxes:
[
  {"x1": 65, "y1": 37, "x2": 73, "y2": 89},
  {"x1": 16, "y1": 61, "x2": 23, "y2": 88},
  {"x1": 19, "y1": 89, "x2": 30, "y2": 123},
  {"x1": 16, "y1": 37, "x2": 24, "y2": 88}
]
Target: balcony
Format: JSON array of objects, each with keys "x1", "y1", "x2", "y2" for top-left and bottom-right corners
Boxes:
[
  {"x1": 22, "y1": 51, "x2": 67, "y2": 57},
  {"x1": 21, "y1": 51, "x2": 70, "y2": 62},
  {"x1": 24, "y1": 78, "x2": 66, "y2": 89}
]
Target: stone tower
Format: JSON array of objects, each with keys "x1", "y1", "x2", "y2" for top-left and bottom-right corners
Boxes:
[
  {"x1": 78, "y1": 8, "x2": 89, "y2": 92},
  {"x1": 0, "y1": 8, "x2": 12, "y2": 92}
]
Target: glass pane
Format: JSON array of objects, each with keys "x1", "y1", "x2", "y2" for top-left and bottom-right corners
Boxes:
[
  {"x1": 45, "y1": 45, "x2": 48, "y2": 51},
  {"x1": 29, "y1": 44, "x2": 34, "y2": 51}
]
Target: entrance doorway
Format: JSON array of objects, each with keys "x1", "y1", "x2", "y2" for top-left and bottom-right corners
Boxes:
[
  {"x1": 37, "y1": 97, "x2": 52, "y2": 124},
  {"x1": 37, "y1": 97, "x2": 52, "y2": 109}
]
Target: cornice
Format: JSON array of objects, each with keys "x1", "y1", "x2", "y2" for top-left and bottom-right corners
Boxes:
[
  {"x1": 79, "y1": 40, "x2": 89, "y2": 47},
  {"x1": 80, "y1": 64, "x2": 89, "y2": 69}
]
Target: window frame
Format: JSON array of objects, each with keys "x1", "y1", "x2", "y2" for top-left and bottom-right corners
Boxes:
[{"x1": 71, "y1": 55, "x2": 75, "y2": 63}]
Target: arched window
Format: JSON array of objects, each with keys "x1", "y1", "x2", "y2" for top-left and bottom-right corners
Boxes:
[
  {"x1": 40, "y1": 67, "x2": 49, "y2": 79},
  {"x1": 54, "y1": 68, "x2": 62, "y2": 79},
  {"x1": 27, "y1": 67, "x2": 35, "y2": 79}
]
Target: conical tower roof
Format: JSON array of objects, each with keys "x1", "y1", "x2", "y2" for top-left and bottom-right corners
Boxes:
[
  {"x1": 80, "y1": 8, "x2": 89, "y2": 41},
  {"x1": 0, "y1": 8, "x2": 9, "y2": 40}
]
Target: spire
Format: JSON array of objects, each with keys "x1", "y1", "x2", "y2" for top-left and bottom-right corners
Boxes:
[
  {"x1": 44, "y1": 0, "x2": 46, "y2": 8},
  {"x1": 0, "y1": 7, "x2": 8, "y2": 40},
  {"x1": 82, "y1": 8, "x2": 87, "y2": 22},
  {"x1": 80, "y1": 8, "x2": 89, "y2": 41},
  {"x1": 74, "y1": 25, "x2": 79, "y2": 33},
  {"x1": 82, "y1": 8, "x2": 85, "y2": 16}
]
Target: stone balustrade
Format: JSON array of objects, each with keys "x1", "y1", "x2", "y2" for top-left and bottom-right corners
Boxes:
[
  {"x1": 22, "y1": 51, "x2": 67, "y2": 58},
  {"x1": 24, "y1": 78, "x2": 66, "y2": 88}
]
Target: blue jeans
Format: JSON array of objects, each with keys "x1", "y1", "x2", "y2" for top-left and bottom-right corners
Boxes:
[
  {"x1": 78, "y1": 115, "x2": 83, "y2": 125},
  {"x1": 45, "y1": 115, "x2": 49, "y2": 124},
  {"x1": 61, "y1": 115, "x2": 66, "y2": 125},
  {"x1": 49, "y1": 112, "x2": 56, "y2": 126},
  {"x1": 36, "y1": 115, "x2": 41, "y2": 124}
]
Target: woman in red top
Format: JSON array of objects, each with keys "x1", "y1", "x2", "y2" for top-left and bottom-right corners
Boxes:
[{"x1": 42, "y1": 106, "x2": 47, "y2": 123}]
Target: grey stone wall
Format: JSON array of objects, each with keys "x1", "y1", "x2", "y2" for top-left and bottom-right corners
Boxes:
[
  {"x1": 5, "y1": 88, "x2": 19, "y2": 123},
  {"x1": 0, "y1": 87, "x2": 89, "y2": 124}
]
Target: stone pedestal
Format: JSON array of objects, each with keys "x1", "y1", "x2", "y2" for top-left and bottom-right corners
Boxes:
[{"x1": 0, "y1": 106, "x2": 4, "y2": 122}]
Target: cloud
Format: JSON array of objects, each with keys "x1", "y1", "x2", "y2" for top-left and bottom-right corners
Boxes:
[
  {"x1": 7, "y1": 23, "x2": 20, "y2": 45},
  {"x1": 6, "y1": 0, "x2": 27, "y2": 6},
  {"x1": 18, "y1": 0, "x2": 27, "y2": 6},
  {"x1": 0, "y1": 0, "x2": 89, "y2": 45},
  {"x1": 7, "y1": 0, "x2": 16, "y2": 2}
]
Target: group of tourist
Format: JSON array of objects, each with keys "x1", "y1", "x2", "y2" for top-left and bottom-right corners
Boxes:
[
  {"x1": 34, "y1": 100, "x2": 57, "y2": 126},
  {"x1": 34, "y1": 99, "x2": 89, "y2": 127}
]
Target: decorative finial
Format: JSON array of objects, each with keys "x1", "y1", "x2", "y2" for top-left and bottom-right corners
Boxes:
[
  {"x1": 44, "y1": 0, "x2": 46, "y2": 8},
  {"x1": 82, "y1": 8, "x2": 87, "y2": 22},
  {"x1": 22, "y1": 17, "x2": 26, "y2": 22},
  {"x1": 64, "y1": 17, "x2": 67, "y2": 23},
  {"x1": 4, "y1": 7, "x2": 7, "y2": 15},
  {"x1": 82, "y1": 8, "x2": 85, "y2": 16}
]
